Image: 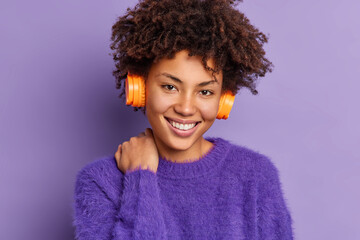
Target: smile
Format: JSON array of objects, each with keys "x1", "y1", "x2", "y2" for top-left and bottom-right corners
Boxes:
[{"x1": 165, "y1": 117, "x2": 201, "y2": 137}]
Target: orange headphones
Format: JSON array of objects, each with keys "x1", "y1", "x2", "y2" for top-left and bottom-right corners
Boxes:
[{"x1": 125, "y1": 73, "x2": 235, "y2": 119}]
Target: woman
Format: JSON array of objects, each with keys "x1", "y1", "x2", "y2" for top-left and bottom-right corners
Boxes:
[{"x1": 73, "y1": 0, "x2": 294, "y2": 239}]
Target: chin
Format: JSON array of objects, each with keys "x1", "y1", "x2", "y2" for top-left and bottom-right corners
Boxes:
[
  {"x1": 165, "y1": 135, "x2": 200, "y2": 151},
  {"x1": 148, "y1": 113, "x2": 213, "y2": 155},
  {"x1": 154, "y1": 123, "x2": 204, "y2": 153}
]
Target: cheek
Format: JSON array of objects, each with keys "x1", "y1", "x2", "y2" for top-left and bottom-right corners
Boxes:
[
  {"x1": 146, "y1": 88, "x2": 171, "y2": 115},
  {"x1": 199, "y1": 99, "x2": 219, "y2": 120}
]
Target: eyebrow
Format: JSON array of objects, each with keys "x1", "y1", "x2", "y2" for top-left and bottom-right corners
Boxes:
[{"x1": 156, "y1": 72, "x2": 218, "y2": 87}]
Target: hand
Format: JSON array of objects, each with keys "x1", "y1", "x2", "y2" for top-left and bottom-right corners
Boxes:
[{"x1": 115, "y1": 128, "x2": 159, "y2": 174}]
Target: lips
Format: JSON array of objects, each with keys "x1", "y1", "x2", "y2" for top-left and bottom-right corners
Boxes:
[
  {"x1": 164, "y1": 117, "x2": 201, "y2": 137},
  {"x1": 164, "y1": 117, "x2": 201, "y2": 125}
]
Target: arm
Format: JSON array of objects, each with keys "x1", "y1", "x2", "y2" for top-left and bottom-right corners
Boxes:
[
  {"x1": 256, "y1": 158, "x2": 294, "y2": 239},
  {"x1": 73, "y1": 167, "x2": 167, "y2": 240}
]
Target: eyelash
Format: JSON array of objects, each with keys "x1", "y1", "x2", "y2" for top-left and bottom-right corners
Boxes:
[
  {"x1": 161, "y1": 84, "x2": 214, "y2": 96},
  {"x1": 200, "y1": 90, "x2": 214, "y2": 96},
  {"x1": 162, "y1": 84, "x2": 176, "y2": 91}
]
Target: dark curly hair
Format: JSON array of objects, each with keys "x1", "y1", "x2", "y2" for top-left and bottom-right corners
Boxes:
[{"x1": 110, "y1": 0, "x2": 273, "y2": 112}]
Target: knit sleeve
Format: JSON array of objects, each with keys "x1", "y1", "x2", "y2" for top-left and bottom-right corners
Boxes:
[
  {"x1": 73, "y1": 167, "x2": 167, "y2": 240},
  {"x1": 256, "y1": 157, "x2": 294, "y2": 239}
]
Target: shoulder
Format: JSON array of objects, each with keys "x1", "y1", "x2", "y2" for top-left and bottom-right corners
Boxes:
[
  {"x1": 214, "y1": 137, "x2": 280, "y2": 180},
  {"x1": 75, "y1": 155, "x2": 123, "y2": 192},
  {"x1": 76, "y1": 155, "x2": 120, "y2": 179}
]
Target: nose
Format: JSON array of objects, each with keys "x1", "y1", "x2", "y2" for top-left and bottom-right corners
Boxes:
[{"x1": 173, "y1": 93, "x2": 197, "y2": 117}]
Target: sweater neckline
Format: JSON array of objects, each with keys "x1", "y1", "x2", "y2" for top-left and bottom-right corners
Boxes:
[{"x1": 156, "y1": 137, "x2": 231, "y2": 179}]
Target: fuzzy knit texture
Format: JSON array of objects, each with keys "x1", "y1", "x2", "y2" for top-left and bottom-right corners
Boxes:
[{"x1": 73, "y1": 137, "x2": 294, "y2": 239}]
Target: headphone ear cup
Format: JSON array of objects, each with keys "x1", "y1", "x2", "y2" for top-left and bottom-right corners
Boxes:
[
  {"x1": 216, "y1": 91, "x2": 235, "y2": 120},
  {"x1": 125, "y1": 73, "x2": 146, "y2": 107},
  {"x1": 125, "y1": 74, "x2": 134, "y2": 105},
  {"x1": 138, "y1": 76, "x2": 146, "y2": 107}
]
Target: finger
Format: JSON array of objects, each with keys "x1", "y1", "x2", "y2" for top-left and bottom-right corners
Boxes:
[
  {"x1": 138, "y1": 132, "x2": 146, "y2": 137},
  {"x1": 114, "y1": 144, "x2": 121, "y2": 161},
  {"x1": 145, "y1": 128, "x2": 153, "y2": 137}
]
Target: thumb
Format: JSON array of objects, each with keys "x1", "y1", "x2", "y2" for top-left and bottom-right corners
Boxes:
[{"x1": 114, "y1": 144, "x2": 122, "y2": 161}]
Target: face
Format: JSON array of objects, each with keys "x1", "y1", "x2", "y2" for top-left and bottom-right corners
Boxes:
[{"x1": 144, "y1": 50, "x2": 223, "y2": 160}]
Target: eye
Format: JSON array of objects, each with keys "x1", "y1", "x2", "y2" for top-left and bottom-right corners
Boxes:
[
  {"x1": 200, "y1": 90, "x2": 214, "y2": 96},
  {"x1": 162, "y1": 84, "x2": 176, "y2": 91}
]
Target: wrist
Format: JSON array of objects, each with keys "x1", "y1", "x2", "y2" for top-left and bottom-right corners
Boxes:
[{"x1": 140, "y1": 165, "x2": 157, "y2": 174}]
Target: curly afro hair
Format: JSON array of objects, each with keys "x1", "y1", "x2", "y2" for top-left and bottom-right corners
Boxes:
[{"x1": 110, "y1": 0, "x2": 273, "y2": 112}]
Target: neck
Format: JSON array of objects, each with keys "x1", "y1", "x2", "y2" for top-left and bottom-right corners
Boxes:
[{"x1": 154, "y1": 136, "x2": 213, "y2": 163}]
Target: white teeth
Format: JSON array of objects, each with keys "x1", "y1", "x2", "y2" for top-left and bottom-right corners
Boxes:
[{"x1": 170, "y1": 120, "x2": 196, "y2": 131}]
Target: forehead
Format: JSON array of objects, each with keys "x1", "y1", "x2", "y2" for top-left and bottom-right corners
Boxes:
[{"x1": 149, "y1": 50, "x2": 223, "y2": 84}]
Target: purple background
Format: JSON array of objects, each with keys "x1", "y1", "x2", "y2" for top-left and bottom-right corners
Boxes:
[{"x1": 1, "y1": 0, "x2": 359, "y2": 239}]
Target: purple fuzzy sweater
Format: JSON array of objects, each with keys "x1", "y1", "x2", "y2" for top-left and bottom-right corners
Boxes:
[{"x1": 73, "y1": 137, "x2": 294, "y2": 239}]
